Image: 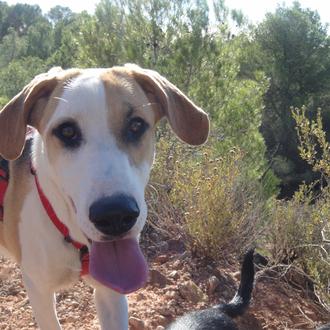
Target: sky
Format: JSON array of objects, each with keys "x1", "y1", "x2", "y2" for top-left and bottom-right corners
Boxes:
[{"x1": 4, "y1": 0, "x2": 330, "y2": 25}]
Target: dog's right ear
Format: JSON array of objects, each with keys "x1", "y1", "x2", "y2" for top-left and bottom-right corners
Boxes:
[
  {"x1": 0, "y1": 70, "x2": 60, "y2": 160},
  {"x1": 124, "y1": 64, "x2": 209, "y2": 146}
]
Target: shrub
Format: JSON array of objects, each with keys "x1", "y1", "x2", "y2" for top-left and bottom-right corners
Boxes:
[
  {"x1": 147, "y1": 132, "x2": 268, "y2": 259},
  {"x1": 267, "y1": 107, "x2": 330, "y2": 307},
  {"x1": 0, "y1": 96, "x2": 8, "y2": 108},
  {"x1": 269, "y1": 185, "x2": 330, "y2": 306}
]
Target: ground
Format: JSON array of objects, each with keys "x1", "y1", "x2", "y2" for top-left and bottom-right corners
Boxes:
[{"x1": 0, "y1": 235, "x2": 329, "y2": 330}]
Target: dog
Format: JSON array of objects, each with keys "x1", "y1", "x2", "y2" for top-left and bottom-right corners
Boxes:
[
  {"x1": 0, "y1": 64, "x2": 209, "y2": 330},
  {"x1": 166, "y1": 249, "x2": 255, "y2": 330}
]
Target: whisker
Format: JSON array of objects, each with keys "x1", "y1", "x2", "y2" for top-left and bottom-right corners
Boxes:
[{"x1": 53, "y1": 96, "x2": 68, "y2": 103}]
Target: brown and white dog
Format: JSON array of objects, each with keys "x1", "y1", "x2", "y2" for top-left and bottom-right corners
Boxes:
[{"x1": 0, "y1": 64, "x2": 209, "y2": 330}]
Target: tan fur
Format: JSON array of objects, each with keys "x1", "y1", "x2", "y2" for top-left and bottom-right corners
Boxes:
[
  {"x1": 39, "y1": 70, "x2": 83, "y2": 167},
  {"x1": 101, "y1": 70, "x2": 157, "y2": 167},
  {"x1": 0, "y1": 69, "x2": 84, "y2": 161},
  {"x1": 1, "y1": 143, "x2": 32, "y2": 262},
  {"x1": 0, "y1": 222, "x2": 5, "y2": 248},
  {"x1": 0, "y1": 76, "x2": 57, "y2": 160},
  {"x1": 31, "y1": 69, "x2": 82, "y2": 133}
]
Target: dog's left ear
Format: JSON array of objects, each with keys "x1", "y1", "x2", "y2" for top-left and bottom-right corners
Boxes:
[
  {"x1": 125, "y1": 64, "x2": 209, "y2": 145},
  {"x1": 0, "y1": 71, "x2": 59, "y2": 160}
]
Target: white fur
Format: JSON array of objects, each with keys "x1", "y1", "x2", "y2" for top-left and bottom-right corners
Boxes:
[{"x1": 16, "y1": 70, "x2": 153, "y2": 329}]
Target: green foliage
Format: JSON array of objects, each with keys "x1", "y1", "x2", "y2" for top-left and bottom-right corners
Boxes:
[
  {"x1": 293, "y1": 106, "x2": 330, "y2": 179},
  {"x1": 256, "y1": 2, "x2": 330, "y2": 194},
  {"x1": 25, "y1": 19, "x2": 53, "y2": 60},
  {"x1": 0, "y1": 56, "x2": 46, "y2": 98},
  {"x1": 47, "y1": 5, "x2": 74, "y2": 25},
  {"x1": 1, "y1": 3, "x2": 43, "y2": 37},
  {"x1": 0, "y1": 27, "x2": 26, "y2": 66},
  {"x1": 269, "y1": 184, "x2": 330, "y2": 306},
  {"x1": 46, "y1": 12, "x2": 81, "y2": 68},
  {"x1": 0, "y1": 96, "x2": 8, "y2": 108},
  {"x1": 269, "y1": 107, "x2": 330, "y2": 307}
]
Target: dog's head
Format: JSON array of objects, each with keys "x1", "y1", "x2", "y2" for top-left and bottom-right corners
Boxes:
[{"x1": 0, "y1": 64, "x2": 209, "y2": 292}]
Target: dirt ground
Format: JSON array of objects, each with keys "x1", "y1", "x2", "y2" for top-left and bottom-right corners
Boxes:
[{"x1": 0, "y1": 235, "x2": 329, "y2": 330}]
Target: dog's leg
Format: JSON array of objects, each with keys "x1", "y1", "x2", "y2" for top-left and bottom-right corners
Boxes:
[
  {"x1": 94, "y1": 286, "x2": 128, "y2": 330},
  {"x1": 23, "y1": 273, "x2": 61, "y2": 330}
]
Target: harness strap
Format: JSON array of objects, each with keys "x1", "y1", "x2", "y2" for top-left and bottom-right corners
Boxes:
[
  {"x1": 31, "y1": 167, "x2": 89, "y2": 276},
  {"x1": 0, "y1": 167, "x2": 9, "y2": 221}
]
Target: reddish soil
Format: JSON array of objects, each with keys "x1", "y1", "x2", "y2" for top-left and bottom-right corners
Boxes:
[{"x1": 0, "y1": 236, "x2": 329, "y2": 330}]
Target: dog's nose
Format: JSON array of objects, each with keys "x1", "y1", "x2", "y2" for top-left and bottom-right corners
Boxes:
[{"x1": 89, "y1": 195, "x2": 139, "y2": 236}]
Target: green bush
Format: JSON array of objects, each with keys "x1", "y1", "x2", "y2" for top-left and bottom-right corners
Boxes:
[
  {"x1": 267, "y1": 107, "x2": 330, "y2": 307},
  {"x1": 0, "y1": 96, "x2": 8, "y2": 108},
  {"x1": 148, "y1": 132, "x2": 268, "y2": 259},
  {"x1": 269, "y1": 185, "x2": 330, "y2": 306}
]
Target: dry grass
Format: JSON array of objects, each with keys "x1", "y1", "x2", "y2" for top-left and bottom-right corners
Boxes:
[{"x1": 146, "y1": 134, "x2": 267, "y2": 259}]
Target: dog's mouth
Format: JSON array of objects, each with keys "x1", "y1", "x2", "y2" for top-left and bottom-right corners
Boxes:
[{"x1": 89, "y1": 238, "x2": 148, "y2": 294}]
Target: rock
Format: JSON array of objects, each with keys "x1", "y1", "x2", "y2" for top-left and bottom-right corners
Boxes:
[
  {"x1": 156, "y1": 326, "x2": 165, "y2": 330},
  {"x1": 172, "y1": 259, "x2": 182, "y2": 270},
  {"x1": 158, "y1": 241, "x2": 169, "y2": 252},
  {"x1": 135, "y1": 292, "x2": 145, "y2": 302},
  {"x1": 167, "y1": 299, "x2": 178, "y2": 308},
  {"x1": 233, "y1": 271, "x2": 240, "y2": 281},
  {"x1": 65, "y1": 316, "x2": 75, "y2": 323},
  {"x1": 149, "y1": 269, "x2": 168, "y2": 287},
  {"x1": 207, "y1": 276, "x2": 220, "y2": 294},
  {"x1": 179, "y1": 251, "x2": 191, "y2": 260},
  {"x1": 206, "y1": 265, "x2": 213, "y2": 272},
  {"x1": 155, "y1": 315, "x2": 168, "y2": 326},
  {"x1": 165, "y1": 290, "x2": 180, "y2": 300},
  {"x1": 71, "y1": 301, "x2": 79, "y2": 308},
  {"x1": 129, "y1": 316, "x2": 145, "y2": 330},
  {"x1": 178, "y1": 280, "x2": 205, "y2": 303},
  {"x1": 168, "y1": 270, "x2": 179, "y2": 279},
  {"x1": 167, "y1": 239, "x2": 185, "y2": 253},
  {"x1": 148, "y1": 246, "x2": 157, "y2": 253},
  {"x1": 158, "y1": 306, "x2": 173, "y2": 316},
  {"x1": 155, "y1": 254, "x2": 169, "y2": 264},
  {"x1": 150, "y1": 232, "x2": 159, "y2": 241}
]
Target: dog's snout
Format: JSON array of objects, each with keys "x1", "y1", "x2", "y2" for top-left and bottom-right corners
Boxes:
[{"x1": 89, "y1": 195, "x2": 139, "y2": 236}]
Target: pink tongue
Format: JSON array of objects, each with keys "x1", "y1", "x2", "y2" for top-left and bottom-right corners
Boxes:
[{"x1": 89, "y1": 238, "x2": 148, "y2": 294}]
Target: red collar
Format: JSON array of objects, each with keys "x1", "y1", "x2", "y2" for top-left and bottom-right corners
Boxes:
[
  {"x1": 0, "y1": 168, "x2": 8, "y2": 221},
  {"x1": 31, "y1": 167, "x2": 89, "y2": 276}
]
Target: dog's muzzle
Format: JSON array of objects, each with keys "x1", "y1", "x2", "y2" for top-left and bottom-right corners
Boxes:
[{"x1": 89, "y1": 194, "x2": 139, "y2": 236}]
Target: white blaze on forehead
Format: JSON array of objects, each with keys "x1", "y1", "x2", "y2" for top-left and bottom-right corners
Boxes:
[{"x1": 49, "y1": 69, "x2": 109, "y2": 136}]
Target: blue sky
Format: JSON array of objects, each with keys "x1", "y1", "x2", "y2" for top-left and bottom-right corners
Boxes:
[{"x1": 4, "y1": 0, "x2": 330, "y2": 25}]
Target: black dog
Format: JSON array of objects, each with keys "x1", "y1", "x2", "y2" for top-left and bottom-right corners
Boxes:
[{"x1": 166, "y1": 249, "x2": 255, "y2": 330}]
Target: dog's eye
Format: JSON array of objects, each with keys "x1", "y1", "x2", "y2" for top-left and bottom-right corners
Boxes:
[
  {"x1": 53, "y1": 121, "x2": 82, "y2": 148},
  {"x1": 125, "y1": 117, "x2": 149, "y2": 142}
]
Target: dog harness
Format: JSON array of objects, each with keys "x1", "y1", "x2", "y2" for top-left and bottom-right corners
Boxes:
[
  {"x1": 0, "y1": 155, "x2": 89, "y2": 276},
  {"x1": 31, "y1": 168, "x2": 90, "y2": 276},
  {"x1": 0, "y1": 159, "x2": 9, "y2": 221}
]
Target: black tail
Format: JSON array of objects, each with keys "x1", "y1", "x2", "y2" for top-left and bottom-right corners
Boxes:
[{"x1": 217, "y1": 248, "x2": 255, "y2": 318}]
